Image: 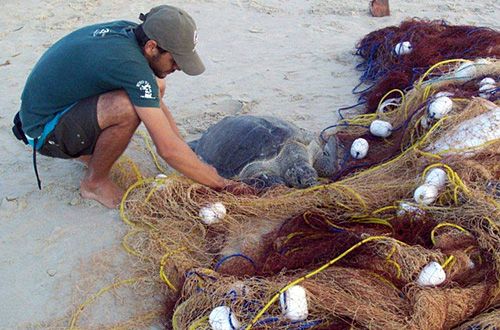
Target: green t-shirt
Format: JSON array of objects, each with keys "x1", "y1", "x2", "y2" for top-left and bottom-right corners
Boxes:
[{"x1": 20, "y1": 20, "x2": 160, "y2": 137}]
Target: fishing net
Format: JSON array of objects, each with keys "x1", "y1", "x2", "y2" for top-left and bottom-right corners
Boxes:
[
  {"x1": 67, "y1": 53, "x2": 500, "y2": 328},
  {"x1": 72, "y1": 60, "x2": 498, "y2": 329},
  {"x1": 352, "y1": 19, "x2": 500, "y2": 113}
]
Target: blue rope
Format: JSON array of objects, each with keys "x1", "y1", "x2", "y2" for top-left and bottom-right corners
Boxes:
[
  {"x1": 214, "y1": 253, "x2": 256, "y2": 271},
  {"x1": 320, "y1": 123, "x2": 369, "y2": 143}
]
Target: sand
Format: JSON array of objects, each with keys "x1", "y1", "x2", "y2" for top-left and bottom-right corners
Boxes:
[{"x1": 0, "y1": 0, "x2": 498, "y2": 328}]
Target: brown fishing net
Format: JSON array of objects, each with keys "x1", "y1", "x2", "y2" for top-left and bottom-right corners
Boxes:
[
  {"x1": 77, "y1": 60, "x2": 498, "y2": 329},
  {"x1": 353, "y1": 19, "x2": 500, "y2": 113},
  {"x1": 64, "y1": 52, "x2": 500, "y2": 329}
]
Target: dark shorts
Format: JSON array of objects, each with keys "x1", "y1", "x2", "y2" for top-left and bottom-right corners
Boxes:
[{"x1": 39, "y1": 95, "x2": 102, "y2": 159}]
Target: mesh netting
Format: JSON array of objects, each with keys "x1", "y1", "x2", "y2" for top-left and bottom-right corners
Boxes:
[
  {"x1": 83, "y1": 60, "x2": 500, "y2": 329},
  {"x1": 351, "y1": 19, "x2": 500, "y2": 113}
]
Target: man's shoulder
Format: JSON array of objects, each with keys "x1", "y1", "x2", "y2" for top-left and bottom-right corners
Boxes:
[
  {"x1": 75, "y1": 20, "x2": 138, "y2": 34},
  {"x1": 65, "y1": 20, "x2": 138, "y2": 45}
]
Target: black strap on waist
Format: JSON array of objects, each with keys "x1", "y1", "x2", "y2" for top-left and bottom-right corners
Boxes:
[
  {"x1": 33, "y1": 138, "x2": 42, "y2": 190},
  {"x1": 12, "y1": 112, "x2": 42, "y2": 190}
]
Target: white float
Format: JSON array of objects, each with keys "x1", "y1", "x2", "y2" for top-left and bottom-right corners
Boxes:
[
  {"x1": 454, "y1": 62, "x2": 476, "y2": 80},
  {"x1": 416, "y1": 261, "x2": 446, "y2": 286},
  {"x1": 479, "y1": 83, "x2": 497, "y2": 98},
  {"x1": 428, "y1": 96, "x2": 453, "y2": 119},
  {"x1": 413, "y1": 184, "x2": 439, "y2": 205},
  {"x1": 199, "y1": 202, "x2": 227, "y2": 225},
  {"x1": 369, "y1": 120, "x2": 393, "y2": 138},
  {"x1": 394, "y1": 41, "x2": 412, "y2": 55},
  {"x1": 425, "y1": 107, "x2": 500, "y2": 156},
  {"x1": 350, "y1": 138, "x2": 369, "y2": 159},
  {"x1": 209, "y1": 306, "x2": 240, "y2": 330},
  {"x1": 396, "y1": 202, "x2": 423, "y2": 216},
  {"x1": 279, "y1": 285, "x2": 309, "y2": 321},
  {"x1": 153, "y1": 173, "x2": 171, "y2": 189},
  {"x1": 479, "y1": 77, "x2": 495, "y2": 86},
  {"x1": 424, "y1": 168, "x2": 447, "y2": 189},
  {"x1": 377, "y1": 97, "x2": 401, "y2": 113}
]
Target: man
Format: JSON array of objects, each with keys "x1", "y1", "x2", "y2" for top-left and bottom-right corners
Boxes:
[{"x1": 16, "y1": 5, "x2": 234, "y2": 208}]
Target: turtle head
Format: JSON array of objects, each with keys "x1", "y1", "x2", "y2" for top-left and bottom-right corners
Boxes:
[
  {"x1": 284, "y1": 164, "x2": 318, "y2": 188},
  {"x1": 313, "y1": 134, "x2": 339, "y2": 178}
]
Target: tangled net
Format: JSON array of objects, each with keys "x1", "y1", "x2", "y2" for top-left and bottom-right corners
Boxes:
[
  {"x1": 71, "y1": 59, "x2": 499, "y2": 330},
  {"x1": 350, "y1": 19, "x2": 500, "y2": 114},
  {"x1": 64, "y1": 40, "x2": 500, "y2": 327}
]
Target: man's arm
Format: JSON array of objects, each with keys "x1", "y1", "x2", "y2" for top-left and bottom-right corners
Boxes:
[
  {"x1": 160, "y1": 101, "x2": 183, "y2": 140},
  {"x1": 156, "y1": 78, "x2": 183, "y2": 140},
  {"x1": 135, "y1": 105, "x2": 229, "y2": 188}
]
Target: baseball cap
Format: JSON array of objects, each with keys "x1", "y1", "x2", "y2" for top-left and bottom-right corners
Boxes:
[{"x1": 140, "y1": 5, "x2": 205, "y2": 76}]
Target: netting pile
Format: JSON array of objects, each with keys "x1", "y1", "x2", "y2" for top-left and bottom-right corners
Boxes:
[
  {"x1": 349, "y1": 19, "x2": 500, "y2": 114},
  {"x1": 97, "y1": 59, "x2": 500, "y2": 329}
]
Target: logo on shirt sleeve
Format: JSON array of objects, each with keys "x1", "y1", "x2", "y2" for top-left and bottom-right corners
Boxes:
[
  {"x1": 136, "y1": 80, "x2": 155, "y2": 99},
  {"x1": 93, "y1": 28, "x2": 110, "y2": 37}
]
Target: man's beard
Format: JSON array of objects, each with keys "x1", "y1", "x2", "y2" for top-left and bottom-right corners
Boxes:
[{"x1": 149, "y1": 54, "x2": 167, "y2": 78}]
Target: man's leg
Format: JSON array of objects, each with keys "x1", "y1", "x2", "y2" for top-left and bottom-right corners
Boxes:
[{"x1": 80, "y1": 90, "x2": 140, "y2": 208}]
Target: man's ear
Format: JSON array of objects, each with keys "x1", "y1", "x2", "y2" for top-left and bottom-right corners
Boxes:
[{"x1": 144, "y1": 39, "x2": 158, "y2": 56}]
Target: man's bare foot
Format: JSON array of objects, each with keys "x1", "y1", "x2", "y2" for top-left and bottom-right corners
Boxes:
[{"x1": 80, "y1": 177, "x2": 124, "y2": 209}]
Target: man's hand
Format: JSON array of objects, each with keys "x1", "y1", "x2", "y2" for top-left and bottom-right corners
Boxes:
[{"x1": 222, "y1": 180, "x2": 258, "y2": 196}]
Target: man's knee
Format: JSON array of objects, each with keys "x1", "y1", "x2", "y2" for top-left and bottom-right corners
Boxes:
[{"x1": 97, "y1": 90, "x2": 140, "y2": 128}]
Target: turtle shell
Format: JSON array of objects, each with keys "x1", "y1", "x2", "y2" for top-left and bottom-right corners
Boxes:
[{"x1": 192, "y1": 116, "x2": 298, "y2": 178}]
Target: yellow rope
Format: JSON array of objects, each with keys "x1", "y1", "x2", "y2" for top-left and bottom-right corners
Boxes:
[
  {"x1": 386, "y1": 259, "x2": 402, "y2": 279},
  {"x1": 351, "y1": 217, "x2": 393, "y2": 228},
  {"x1": 188, "y1": 316, "x2": 210, "y2": 330},
  {"x1": 68, "y1": 277, "x2": 141, "y2": 329},
  {"x1": 159, "y1": 247, "x2": 188, "y2": 292},
  {"x1": 122, "y1": 229, "x2": 145, "y2": 258},
  {"x1": 441, "y1": 255, "x2": 456, "y2": 269},
  {"x1": 120, "y1": 178, "x2": 155, "y2": 227},
  {"x1": 372, "y1": 205, "x2": 398, "y2": 215},
  {"x1": 368, "y1": 272, "x2": 401, "y2": 292},
  {"x1": 416, "y1": 59, "x2": 468, "y2": 86},
  {"x1": 137, "y1": 130, "x2": 168, "y2": 174},
  {"x1": 244, "y1": 236, "x2": 405, "y2": 329},
  {"x1": 376, "y1": 89, "x2": 406, "y2": 115},
  {"x1": 430, "y1": 223, "x2": 469, "y2": 245}
]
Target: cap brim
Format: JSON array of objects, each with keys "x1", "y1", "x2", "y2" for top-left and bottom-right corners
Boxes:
[{"x1": 172, "y1": 50, "x2": 205, "y2": 76}]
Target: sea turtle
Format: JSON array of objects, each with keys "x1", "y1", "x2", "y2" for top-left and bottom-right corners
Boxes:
[{"x1": 189, "y1": 115, "x2": 339, "y2": 188}]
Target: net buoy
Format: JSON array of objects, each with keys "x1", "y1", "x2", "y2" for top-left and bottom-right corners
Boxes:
[
  {"x1": 417, "y1": 261, "x2": 446, "y2": 286},
  {"x1": 369, "y1": 120, "x2": 392, "y2": 138},
  {"x1": 479, "y1": 84, "x2": 497, "y2": 98},
  {"x1": 209, "y1": 306, "x2": 240, "y2": 330},
  {"x1": 428, "y1": 96, "x2": 453, "y2": 119},
  {"x1": 350, "y1": 138, "x2": 369, "y2": 159},
  {"x1": 153, "y1": 174, "x2": 170, "y2": 189},
  {"x1": 479, "y1": 77, "x2": 495, "y2": 86},
  {"x1": 396, "y1": 202, "x2": 423, "y2": 216},
  {"x1": 199, "y1": 202, "x2": 227, "y2": 225},
  {"x1": 454, "y1": 62, "x2": 476, "y2": 80},
  {"x1": 279, "y1": 285, "x2": 309, "y2": 321},
  {"x1": 413, "y1": 184, "x2": 439, "y2": 205},
  {"x1": 394, "y1": 41, "x2": 412, "y2": 55},
  {"x1": 424, "y1": 168, "x2": 447, "y2": 188}
]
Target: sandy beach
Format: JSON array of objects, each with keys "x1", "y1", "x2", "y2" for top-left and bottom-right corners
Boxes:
[{"x1": 0, "y1": 0, "x2": 499, "y2": 328}]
